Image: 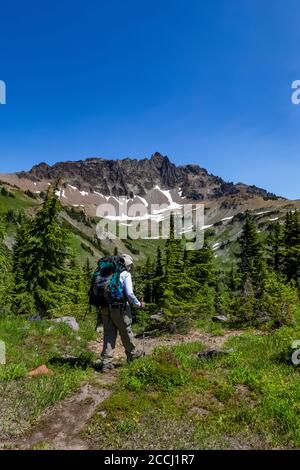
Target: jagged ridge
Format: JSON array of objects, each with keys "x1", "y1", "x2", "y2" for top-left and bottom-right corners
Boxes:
[{"x1": 16, "y1": 152, "x2": 279, "y2": 201}]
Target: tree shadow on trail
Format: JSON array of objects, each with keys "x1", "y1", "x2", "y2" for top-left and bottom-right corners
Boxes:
[
  {"x1": 49, "y1": 354, "x2": 95, "y2": 370},
  {"x1": 49, "y1": 353, "x2": 125, "y2": 372}
]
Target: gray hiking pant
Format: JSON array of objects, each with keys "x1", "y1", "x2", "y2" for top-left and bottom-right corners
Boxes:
[{"x1": 101, "y1": 303, "x2": 137, "y2": 365}]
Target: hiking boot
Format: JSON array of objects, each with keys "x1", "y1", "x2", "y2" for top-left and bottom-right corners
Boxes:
[
  {"x1": 101, "y1": 363, "x2": 115, "y2": 373},
  {"x1": 127, "y1": 349, "x2": 145, "y2": 363},
  {"x1": 93, "y1": 359, "x2": 103, "y2": 372}
]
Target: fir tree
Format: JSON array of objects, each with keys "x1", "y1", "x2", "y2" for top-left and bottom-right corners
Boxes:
[
  {"x1": 13, "y1": 186, "x2": 71, "y2": 317},
  {"x1": 163, "y1": 214, "x2": 184, "y2": 292},
  {"x1": 142, "y1": 255, "x2": 155, "y2": 303},
  {"x1": 188, "y1": 237, "x2": 215, "y2": 286},
  {"x1": 283, "y1": 211, "x2": 300, "y2": 284},
  {"x1": 237, "y1": 213, "x2": 265, "y2": 287},
  {"x1": 228, "y1": 264, "x2": 239, "y2": 291},
  {"x1": 159, "y1": 214, "x2": 198, "y2": 322},
  {"x1": 154, "y1": 246, "x2": 163, "y2": 277},
  {"x1": 13, "y1": 222, "x2": 35, "y2": 314},
  {"x1": 153, "y1": 246, "x2": 164, "y2": 303},
  {"x1": 268, "y1": 220, "x2": 284, "y2": 272},
  {"x1": 83, "y1": 257, "x2": 92, "y2": 284},
  {"x1": 58, "y1": 256, "x2": 91, "y2": 318},
  {"x1": 0, "y1": 218, "x2": 13, "y2": 313},
  {"x1": 231, "y1": 276, "x2": 256, "y2": 325}
]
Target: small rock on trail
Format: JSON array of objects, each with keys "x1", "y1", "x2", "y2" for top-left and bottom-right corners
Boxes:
[{"x1": 28, "y1": 365, "x2": 53, "y2": 378}]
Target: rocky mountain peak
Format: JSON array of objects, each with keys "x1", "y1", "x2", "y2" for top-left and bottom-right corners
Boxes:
[{"x1": 10, "y1": 152, "x2": 279, "y2": 202}]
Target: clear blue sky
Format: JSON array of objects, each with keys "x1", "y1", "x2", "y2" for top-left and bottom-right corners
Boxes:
[{"x1": 0, "y1": 0, "x2": 299, "y2": 198}]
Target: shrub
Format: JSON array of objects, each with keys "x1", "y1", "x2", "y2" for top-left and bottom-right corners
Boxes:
[{"x1": 256, "y1": 273, "x2": 298, "y2": 327}]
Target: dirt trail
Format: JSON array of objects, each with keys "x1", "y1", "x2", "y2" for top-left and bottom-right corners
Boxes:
[
  {"x1": 89, "y1": 327, "x2": 244, "y2": 359},
  {"x1": 3, "y1": 328, "x2": 245, "y2": 450}
]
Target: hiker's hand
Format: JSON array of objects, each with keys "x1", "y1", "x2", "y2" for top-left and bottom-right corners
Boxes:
[{"x1": 139, "y1": 301, "x2": 145, "y2": 309}]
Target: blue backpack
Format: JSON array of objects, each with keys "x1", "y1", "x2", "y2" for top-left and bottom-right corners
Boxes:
[{"x1": 89, "y1": 256, "x2": 126, "y2": 308}]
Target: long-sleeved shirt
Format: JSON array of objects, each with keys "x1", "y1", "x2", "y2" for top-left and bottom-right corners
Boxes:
[{"x1": 120, "y1": 271, "x2": 141, "y2": 307}]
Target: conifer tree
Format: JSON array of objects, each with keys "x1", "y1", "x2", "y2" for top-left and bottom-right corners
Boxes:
[
  {"x1": 142, "y1": 255, "x2": 155, "y2": 303},
  {"x1": 155, "y1": 246, "x2": 163, "y2": 277},
  {"x1": 159, "y1": 214, "x2": 198, "y2": 322},
  {"x1": 58, "y1": 256, "x2": 91, "y2": 317},
  {"x1": 153, "y1": 246, "x2": 164, "y2": 303},
  {"x1": 13, "y1": 222, "x2": 35, "y2": 314},
  {"x1": 268, "y1": 220, "x2": 284, "y2": 272},
  {"x1": 13, "y1": 186, "x2": 70, "y2": 317},
  {"x1": 238, "y1": 213, "x2": 265, "y2": 287},
  {"x1": 231, "y1": 276, "x2": 256, "y2": 325},
  {"x1": 163, "y1": 214, "x2": 184, "y2": 292},
  {"x1": 188, "y1": 237, "x2": 215, "y2": 286},
  {"x1": 83, "y1": 257, "x2": 92, "y2": 284},
  {"x1": 228, "y1": 264, "x2": 239, "y2": 291},
  {"x1": 283, "y1": 211, "x2": 300, "y2": 284},
  {"x1": 0, "y1": 218, "x2": 13, "y2": 313}
]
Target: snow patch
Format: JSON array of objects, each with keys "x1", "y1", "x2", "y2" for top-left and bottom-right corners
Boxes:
[
  {"x1": 55, "y1": 189, "x2": 66, "y2": 199},
  {"x1": 255, "y1": 210, "x2": 271, "y2": 216},
  {"x1": 93, "y1": 191, "x2": 110, "y2": 201},
  {"x1": 153, "y1": 185, "x2": 183, "y2": 209},
  {"x1": 154, "y1": 185, "x2": 172, "y2": 204}
]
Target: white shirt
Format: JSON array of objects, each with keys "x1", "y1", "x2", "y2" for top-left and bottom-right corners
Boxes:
[{"x1": 120, "y1": 271, "x2": 141, "y2": 307}]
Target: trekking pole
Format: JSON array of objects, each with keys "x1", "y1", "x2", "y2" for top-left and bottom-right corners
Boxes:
[{"x1": 82, "y1": 304, "x2": 90, "y2": 322}]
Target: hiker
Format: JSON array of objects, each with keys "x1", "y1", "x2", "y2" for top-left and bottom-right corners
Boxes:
[{"x1": 92, "y1": 254, "x2": 145, "y2": 372}]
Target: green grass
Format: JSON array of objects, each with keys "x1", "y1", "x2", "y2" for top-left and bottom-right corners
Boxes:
[
  {"x1": 2, "y1": 311, "x2": 300, "y2": 449},
  {"x1": 84, "y1": 321, "x2": 300, "y2": 450},
  {"x1": 0, "y1": 315, "x2": 97, "y2": 438},
  {"x1": 85, "y1": 342, "x2": 204, "y2": 450},
  {"x1": 0, "y1": 190, "x2": 39, "y2": 214}
]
